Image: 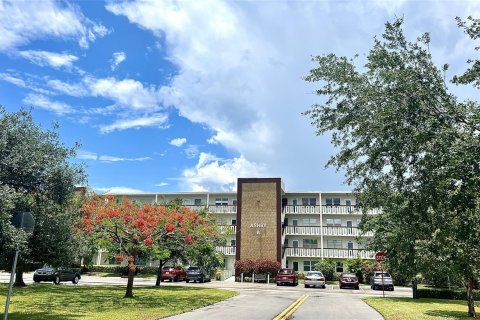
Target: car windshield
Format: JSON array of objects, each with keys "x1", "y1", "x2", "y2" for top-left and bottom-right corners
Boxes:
[
  {"x1": 162, "y1": 266, "x2": 173, "y2": 270},
  {"x1": 187, "y1": 267, "x2": 199, "y2": 271},
  {"x1": 307, "y1": 272, "x2": 323, "y2": 277},
  {"x1": 342, "y1": 273, "x2": 357, "y2": 278},
  {"x1": 278, "y1": 269, "x2": 293, "y2": 274},
  {"x1": 376, "y1": 273, "x2": 391, "y2": 277}
]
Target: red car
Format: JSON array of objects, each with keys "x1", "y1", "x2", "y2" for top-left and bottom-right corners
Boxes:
[
  {"x1": 339, "y1": 273, "x2": 359, "y2": 290},
  {"x1": 276, "y1": 268, "x2": 298, "y2": 286},
  {"x1": 161, "y1": 266, "x2": 186, "y2": 282}
]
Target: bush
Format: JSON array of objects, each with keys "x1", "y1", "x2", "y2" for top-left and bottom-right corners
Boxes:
[
  {"x1": 297, "y1": 272, "x2": 306, "y2": 280},
  {"x1": 346, "y1": 257, "x2": 364, "y2": 283},
  {"x1": 235, "y1": 259, "x2": 280, "y2": 276},
  {"x1": 417, "y1": 288, "x2": 480, "y2": 300},
  {"x1": 314, "y1": 259, "x2": 336, "y2": 281},
  {"x1": 234, "y1": 259, "x2": 255, "y2": 276},
  {"x1": 360, "y1": 261, "x2": 382, "y2": 284}
]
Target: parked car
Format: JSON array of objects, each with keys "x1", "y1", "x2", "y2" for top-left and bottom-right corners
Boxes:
[
  {"x1": 304, "y1": 271, "x2": 326, "y2": 288},
  {"x1": 371, "y1": 271, "x2": 394, "y2": 291},
  {"x1": 161, "y1": 266, "x2": 186, "y2": 282},
  {"x1": 339, "y1": 273, "x2": 359, "y2": 290},
  {"x1": 33, "y1": 265, "x2": 81, "y2": 285},
  {"x1": 185, "y1": 266, "x2": 211, "y2": 283},
  {"x1": 276, "y1": 268, "x2": 298, "y2": 286}
]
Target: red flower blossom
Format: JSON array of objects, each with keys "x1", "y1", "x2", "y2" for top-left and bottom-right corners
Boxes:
[
  {"x1": 165, "y1": 223, "x2": 176, "y2": 233},
  {"x1": 144, "y1": 238, "x2": 154, "y2": 246}
]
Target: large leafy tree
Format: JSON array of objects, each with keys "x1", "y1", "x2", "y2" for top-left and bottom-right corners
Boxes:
[
  {"x1": 81, "y1": 195, "x2": 219, "y2": 298},
  {"x1": 304, "y1": 18, "x2": 480, "y2": 317},
  {"x1": 0, "y1": 107, "x2": 85, "y2": 285}
]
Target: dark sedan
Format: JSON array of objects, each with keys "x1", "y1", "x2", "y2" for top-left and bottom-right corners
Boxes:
[
  {"x1": 339, "y1": 273, "x2": 359, "y2": 290},
  {"x1": 33, "y1": 266, "x2": 81, "y2": 285},
  {"x1": 185, "y1": 266, "x2": 211, "y2": 283}
]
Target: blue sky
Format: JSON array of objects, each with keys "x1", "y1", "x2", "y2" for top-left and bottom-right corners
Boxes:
[{"x1": 0, "y1": 0, "x2": 478, "y2": 194}]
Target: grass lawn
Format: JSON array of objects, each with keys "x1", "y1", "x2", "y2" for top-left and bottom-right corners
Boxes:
[
  {"x1": 86, "y1": 272, "x2": 156, "y2": 278},
  {"x1": 364, "y1": 297, "x2": 480, "y2": 320},
  {"x1": 0, "y1": 283, "x2": 236, "y2": 320}
]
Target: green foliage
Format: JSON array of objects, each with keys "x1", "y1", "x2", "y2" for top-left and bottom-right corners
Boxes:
[
  {"x1": 314, "y1": 259, "x2": 336, "y2": 281},
  {"x1": 346, "y1": 257, "x2": 364, "y2": 283},
  {"x1": 0, "y1": 107, "x2": 85, "y2": 274},
  {"x1": 417, "y1": 289, "x2": 480, "y2": 301}
]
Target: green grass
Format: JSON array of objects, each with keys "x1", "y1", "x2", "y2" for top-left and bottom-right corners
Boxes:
[
  {"x1": 0, "y1": 283, "x2": 237, "y2": 320},
  {"x1": 87, "y1": 272, "x2": 156, "y2": 278},
  {"x1": 364, "y1": 297, "x2": 480, "y2": 320}
]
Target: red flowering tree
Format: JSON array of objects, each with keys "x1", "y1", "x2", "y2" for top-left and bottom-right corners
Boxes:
[{"x1": 81, "y1": 195, "x2": 216, "y2": 298}]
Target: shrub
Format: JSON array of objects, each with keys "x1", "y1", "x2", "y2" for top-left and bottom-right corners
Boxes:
[
  {"x1": 297, "y1": 272, "x2": 306, "y2": 280},
  {"x1": 360, "y1": 260, "x2": 382, "y2": 284},
  {"x1": 234, "y1": 259, "x2": 255, "y2": 275},
  {"x1": 253, "y1": 259, "x2": 281, "y2": 275},
  {"x1": 346, "y1": 257, "x2": 364, "y2": 283},
  {"x1": 314, "y1": 259, "x2": 336, "y2": 281},
  {"x1": 417, "y1": 288, "x2": 480, "y2": 300}
]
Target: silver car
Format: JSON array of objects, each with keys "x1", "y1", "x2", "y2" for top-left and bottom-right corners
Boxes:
[
  {"x1": 304, "y1": 271, "x2": 326, "y2": 288},
  {"x1": 371, "y1": 271, "x2": 394, "y2": 291}
]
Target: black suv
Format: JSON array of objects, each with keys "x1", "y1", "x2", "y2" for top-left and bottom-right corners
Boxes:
[
  {"x1": 185, "y1": 266, "x2": 211, "y2": 283},
  {"x1": 33, "y1": 265, "x2": 81, "y2": 285}
]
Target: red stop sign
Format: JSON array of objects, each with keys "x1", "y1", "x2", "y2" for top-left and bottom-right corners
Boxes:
[{"x1": 375, "y1": 251, "x2": 386, "y2": 263}]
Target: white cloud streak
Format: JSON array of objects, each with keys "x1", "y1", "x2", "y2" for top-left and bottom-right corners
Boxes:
[
  {"x1": 17, "y1": 50, "x2": 78, "y2": 68},
  {"x1": 170, "y1": 137, "x2": 187, "y2": 147},
  {"x1": 95, "y1": 186, "x2": 144, "y2": 194},
  {"x1": 111, "y1": 52, "x2": 127, "y2": 70},
  {"x1": 98, "y1": 155, "x2": 152, "y2": 162},
  {"x1": 0, "y1": 73, "x2": 25, "y2": 87},
  {"x1": 23, "y1": 93, "x2": 74, "y2": 115},
  {"x1": 99, "y1": 113, "x2": 168, "y2": 133}
]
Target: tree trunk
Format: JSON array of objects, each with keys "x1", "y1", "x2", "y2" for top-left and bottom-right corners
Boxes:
[
  {"x1": 467, "y1": 277, "x2": 476, "y2": 317},
  {"x1": 155, "y1": 259, "x2": 162, "y2": 287},
  {"x1": 13, "y1": 264, "x2": 26, "y2": 287},
  {"x1": 412, "y1": 277, "x2": 418, "y2": 299},
  {"x1": 124, "y1": 255, "x2": 135, "y2": 298}
]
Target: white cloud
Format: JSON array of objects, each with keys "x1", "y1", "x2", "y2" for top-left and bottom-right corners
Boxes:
[
  {"x1": 84, "y1": 76, "x2": 161, "y2": 110},
  {"x1": 107, "y1": 0, "x2": 480, "y2": 191},
  {"x1": 99, "y1": 113, "x2": 168, "y2": 133},
  {"x1": 179, "y1": 152, "x2": 265, "y2": 191},
  {"x1": 77, "y1": 150, "x2": 98, "y2": 160},
  {"x1": 98, "y1": 155, "x2": 152, "y2": 162},
  {"x1": 47, "y1": 79, "x2": 88, "y2": 96},
  {"x1": 17, "y1": 50, "x2": 78, "y2": 68},
  {"x1": 0, "y1": 0, "x2": 108, "y2": 51},
  {"x1": 95, "y1": 186, "x2": 144, "y2": 194},
  {"x1": 23, "y1": 93, "x2": 73, "y2": 115},
  {"x1": 155, "y1": 182, "x2": 169, "y2": 187},
  {"x1": 170, "y1": 137, "x2": 187, "y2": 147},
  {"x1": 0, "y1": 73, "x2": 25, "y2": 87},
  {"x1": 111, "y1": 52, "x2": 127, "y2": 70},
  {"x1": 184, "y1": 145, "x2": 199, "y2": 159}
]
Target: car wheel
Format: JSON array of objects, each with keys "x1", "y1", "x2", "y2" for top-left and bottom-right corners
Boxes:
[
  {"x1": 355, "y1": 286, "x2": 360, "y2": 290},
  {"x1": 174, "y1": 276, "x2": 179, "y2": 282},
  {"x1": 304, "y1": 284, "x2": 309, "y2": 288},
  {"x1": 186, "y1": 279, "x2": 190, "y2": 283},
  {"x1": 169, "y1": 278, "x2": 173, "y2": 282},
  {"x1": 54, "y1": 276, "x2": 61, "y2": 285},
  {"x1": 34, "y1": 280, "x2": 40, "y2": 283},
  {"x1": 276, "y1": 282, "x2": 280, "y2": 286},
  {"x1": 72, "y1": 275, "x2": 80, "y2": 284},
  {"x1": 339, "y1": 285, "x2": 343, "y2": 289},
  {"x1": 391, "y1": 287, "x2": 395, "y2": 291},
  {"x1": 322, "y1": 285, "x2": 326, "y2": 289},
  {"x1": 200, "y1": 277, "x2": 204, "y2": 283}
]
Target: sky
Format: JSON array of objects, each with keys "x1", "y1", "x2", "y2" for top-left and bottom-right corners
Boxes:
[{"x1": 0, "y1": 0, "x2": 478, "y2": 194}]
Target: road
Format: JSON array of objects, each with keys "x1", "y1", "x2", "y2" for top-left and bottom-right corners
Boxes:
[{"x1": 0, "y1": 272, "x2": 410, "y2": 319}]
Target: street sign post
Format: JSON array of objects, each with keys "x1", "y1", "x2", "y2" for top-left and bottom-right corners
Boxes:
[{"x1": 375, "y1": 251, "x2": 386, "y2": 298}]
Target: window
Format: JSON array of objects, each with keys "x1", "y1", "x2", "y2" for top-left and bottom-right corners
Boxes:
[
  {"x1": 303, "y1": 261, "x2": 317, "y2": 272},
  {"x1": 230, "y1": 239, "x2": 236, "y2": 246},
  {"x1": 302, "y1": 218, "x2": 317, "y2": 226},
  {"x1": 194, "y1": 199, "x2": 202, "y2": 206},
  {"x1": 303, "y1": 239, "x2": 318, "y2": 248},
  {"x1": 292, "y1": 199, "x2": 298, "y2": 206},
  {"x1": 326, "y1": 197, "x2": 341, "y2": 206},
  {"x1": 345, "y1": 199, "x2": 351, "y2": 206},
  {"x1": 336, "y1": 262, "x2": 344, "y2": 273},
  {"x1": 233, "y1": 200, "x2": 237, "y2": 206},
  {"x1": 292, "y1": 220, "x2": 298, "y2": 226},
  {"x1": 326, "y1": 218, "x2": 342, "y2": 226},
  {"x1": 215, "y1": 198, "x2": 228, "y2": 205},
  {"x1": 231, "y1": 219, "x2": 237, "y2": 226},
  {"x1": 302, "y1": 198, "x2": 316, "y2": 205},
  {"x1": 293, "y1": 262, "x2": 299, "y2": 272},
  {"x1": 326, "y1": 240, "x2": 342, "y2": 248},
  {"x1": 292, "y1": 240, "x2": 299, "y2": 248}
]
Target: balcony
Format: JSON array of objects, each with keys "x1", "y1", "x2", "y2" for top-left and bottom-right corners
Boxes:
[
  {"x1": 285, "y1": 226, "x2": 322, "y2": 236},
  {"x1": 208, "y1": 205, "x2": 237, "y2": 214},
  {"x1": 216, "y1": 245, "x2": 236, "y2": 256},
  {"x1": 284, "y1": 247, "x2": 374, "y2": 259},
  {"x1": 282, "y1": 205, "x2": 380, "y2": 215},
  {"x1": 219, "y1": 225, "x2": 237, "y2": 233},
  {"x1": 323, "y1": 226, "x2": 373, "y2": 237}
]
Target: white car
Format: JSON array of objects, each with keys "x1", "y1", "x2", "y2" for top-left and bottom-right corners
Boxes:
[
  {"x1": 304, "y1": 271, "x2": 326, "y2": 288},
  {"x1": 371, "y1": 271, "x2": 394, "y2": 291}
]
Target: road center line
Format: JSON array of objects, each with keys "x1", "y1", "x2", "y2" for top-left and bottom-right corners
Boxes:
[{"x1": 272, "y1": 294, "x2": 309, "y2": 320}]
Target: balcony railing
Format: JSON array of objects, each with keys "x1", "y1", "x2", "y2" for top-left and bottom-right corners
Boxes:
[
  {"x1": 282, "y1": 205, "x2": 380, "y2": 215},
  {"x1": 216, "y1": 246, "x2": 236, "y2": 256},
  {"x1": 208, "y1": 205, "x2": 237, "y2": 214},
  {"x1": 284, "y1": 247, "x2": 374, "y2": 259},
  {"x1": 285, "y1": 226, "x2": 322, "y2": 236},
  {"x1": 219, "y1": 225, "x2": 237, "y2": 233},
  {"x1": 323, "y1": 226, "x2": 374, "y2": 237}
]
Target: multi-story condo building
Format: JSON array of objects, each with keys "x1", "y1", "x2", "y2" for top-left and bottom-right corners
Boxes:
[{"x1": 92, "y1": 178, "x2": 376, "y2": 275}]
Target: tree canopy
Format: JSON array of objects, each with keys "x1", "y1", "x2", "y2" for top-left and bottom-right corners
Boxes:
[{"x1": 304, "y1": 17, "x2": 480, "y2": 317}]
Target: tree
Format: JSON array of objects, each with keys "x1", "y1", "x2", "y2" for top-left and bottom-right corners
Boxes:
[
  {"x1": 304, "y1": 18, "x2": 480, "y2": 317},
  {"x1": 0, "y1": 107, "x2": 85, "y2": 286},
  {"x1": 314, "y1": 259, "x2": 335, "y2": 281},
  {"x1": 81, "y1": 195, "x2": 217, "y2": 298}
]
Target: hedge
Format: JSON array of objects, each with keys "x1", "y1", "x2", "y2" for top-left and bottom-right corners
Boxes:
[
  {"x1": 84, "y1": 265, "x2": 159, "y2": 275},
  {"x1": 417, "y1": 288, "x2": 480, "y2": 301}
]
